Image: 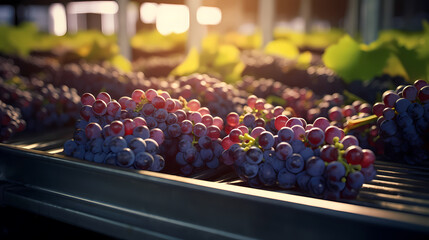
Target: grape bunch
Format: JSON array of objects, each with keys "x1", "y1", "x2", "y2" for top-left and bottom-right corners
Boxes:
[
  {"x1": 375, "y1": 79, "x2": 429, "y2": 164},
  {"x1": 63, "y1": 90, "x2": 166, "y2": 172},
  {"x1": 223, "y1": 95, "x2": 291, "y2": 136},
  {"x1": 0, "y1": 72, "x2": 81, "y2": 132},
  {"x1": 169, "y1": 73, "x2": 248, "y2": 120},
  {"x1": 63, "y1": 88, "x2": 230, "y2": 175},
  {"x1": 220, "y1": 112, "x2": 377, "y2": 200},
  {"x1": 0, "y1": 100, "x2": 26, "y2": 141}
]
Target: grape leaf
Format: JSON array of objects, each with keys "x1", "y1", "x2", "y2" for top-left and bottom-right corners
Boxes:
[
  {"x1": 322, "y1": 35, "x2": 390, "y2": 82},
  {"x1": 296, "y1": 51, "x2": 312, "y2": 69},
  {"x1": 109, "y1": 55, "x2": 132, "y2": 73},
  {"x1": 170, "y1": 47, "x2": 200, "y2": 76},
  {"x1": 213, "y1": 44, "x2": 241, "y2": 68},
  {"x1": 264, "y1": 39, "x2": 299, "y2": 59}
]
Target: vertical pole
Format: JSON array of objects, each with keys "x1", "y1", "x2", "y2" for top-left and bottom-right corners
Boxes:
[
  {"x1": 360, "y1": 0, "x2": 381, "y2": 44},
  {"x1": 117, "y1": 0, "x2": 131, "y2": 60},
  {"x1": 345, "y1": 0, "x2": 359, "y2": 38},
  {"x1": 258, "y1": 0, "x2": 276, "y2": 48},
  {"x1": 382, "y1": 0, "x2": 394, "y2": 30},
  {"x1": 185, "y1": 0, "x2": 203, "y2": 52},
  {"x1": 300, "y1": 0, "x2": 312, "y2": 33}
]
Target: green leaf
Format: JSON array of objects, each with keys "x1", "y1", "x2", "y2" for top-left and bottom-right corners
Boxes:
[
  {"x1": 109, "y1": 55, "x2": 132, "y2": 73},
  {"x1": 213, "y1": 44, "x2": 241, "y2": 68},
  {"x1": 394, "y1": 44, "x2": 428, "y2": 81},
  {"x1": 322, "y1": 35, "x2": 390, "y2": 82},
  {"x1": 264, "y1": 39, "x2": 299, "y2": 59},
  {"x1": 170, "y1": 47, "x2": 200, "y2": 76},
  {"x1": 296, "y1": 51, "x2": 312, "y2": 69}
]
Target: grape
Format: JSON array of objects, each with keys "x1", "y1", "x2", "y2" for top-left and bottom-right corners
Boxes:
[
  {"x1": 278, "y1": 168, "x2": 296, "y2": 189},
  {"x1": 226, "y1": 112, "x2": 240, "y2": 127},
  {"x1": 296, "y1": 172, "x2": 311, "y2": 192},
  {"x1": 109, "y1": 136, "x2": 127, "y2": 153},
  {"x1": 64, "y1": 139, "x2": 77, "y2": 156},
  {"x1": 276, "y1": 142, "x2": 293, "y2": 160},
  {"x1": 277, "y1": 127, "x2": 294, "y2": 142},
  {"x1": 258, "y1": 162, "x2": 276, "y2": 186},
  {"x1": 131, "y1": 89, "x2": 146, "y2": 103},
  {"x1": 181, "y1": 120, "x2": 193, "y2": 134},
  {"x1": 361, "y1": 149, "x2": 375, "y2": 168},
  {"x1": 285, "y1": 117, "x2": 303, "y2": 128},
  {"x1": 307, "y1": 177, "x2": 325, "y2": 196},
  {"x1": 250, "y1": 127, "x2": 265, "y2": 138},
  {"x1": 274, "y1": 115, "x2": 288, "y2": 130},
  {"x1": 246, "y1": 146, "x2": 263, "y2": 165},
  {"x1": 382, "y1": 91, "x2": 400, "y2": 108},
  {"x1": 313, "y1": 117, "x2": 330, "y2": 132},
  {"x1": 129, "y1": 138, "x2": 147, "y2": 154},
  {"x1": 324, "y1": 126, "x2": 344, "y2": 144},
  {"x1": 97, "y1": 92, "x2": 111, "y2": 104},
  {"x1": 116, "y1": 148, "x2": 135, "y2": 168},
  {"x1": 134, "y1": 152, "x2": 154, "y2": 170},
  {"x1": 291, "y1": 125, "x2": 306, "y2": 141},
  {"x1": 285, "y1": 153, "x2": 304, "y2": 174},
  {"x1": 344, "y1": 145, "x2": 363, "y2": 165},
  {"x1": 402, "y1": 85, "x2": 418, "y2": 101},
  {"x1": 85, "y1": 122, "x2": 102, "y2": 140},
  {"x1": 81, "y1": 93, "x2": 96, "y2": 106},
  {"x1": 320, "y1": 145, "x2": 339, "y2": 162},
  {"x1": 346, "y1": 171, "x2": 365, "y2": 189},
  {"x1": 149, "y1": 154, "x2": 165, "y2": 171},
  {"x1": 149, "y1": 128, "x2": 165, "y2": 145},
  {"x1": 305, "y1": 156, "x2": 325, "y2": 177},
  {"x1": 193, "y1": 123, "x2": 207, "y2": 138},
  {"x1": 325, "y1": 161, "x2": 346, "y2": 182},
  {"x1": 258, "y1": 131, "x2": 275, "y2": 149},
  {"x1": 306, "y1": 127, "x2": 325, "y2": 147}
]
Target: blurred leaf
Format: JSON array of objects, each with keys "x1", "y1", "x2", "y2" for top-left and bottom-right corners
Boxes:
[
  {"x1": 213, "y1": 44, "x2": 241, "y2": 68},
  {"x1": 323, "y1": 35, "x2": 390, "y2": 82},
  {"x1": 201, "y1": 34, "x2": 220, "y2": 66},
  {"x1": 296, "y1": 51, "x2": 312, "y2": 69},
  {"x1": 382, "y1": 53, "x2": 409, "y2": 81},
  {"x1": 109, "y1": 55, "x2": 132, "y2": 73},
  {"x1": 170, "y1": 47, "x2": 200, "y2": 76},
  {"x1": 264, "y1": 39, "x2": 299, "y2": 59},
  {"x1": 266, "y1": 95, "x2": 286, "y2": 106},
  {"x1": 223, "y1": 61, "x2": 245, "y2": 84},
  {"x1": 394, "y1": 44, "x2": 428, "y2": 81},
  {"x1": 131, "y1": 30, "x2": 186, "y2": 52}
]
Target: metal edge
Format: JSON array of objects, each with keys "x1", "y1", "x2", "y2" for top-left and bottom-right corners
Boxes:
[{"x1": 1, "y1": 143, "x2": 429, "y2": 239}]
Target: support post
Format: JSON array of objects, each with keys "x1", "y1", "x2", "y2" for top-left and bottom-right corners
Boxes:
[
  {"x1": 117, "y1": 0, "x2": 131, "y2": 60},
  {"x1": 300, "y1": 0, "x2": 312, "y2": 33},
  {"x1": 360, "y1": 0, "x2": 381, "y2": 44},
  {"x1": 345, "y1": 0, "x2": 359, "y2": 38},
  {"x1": 258, "y1": 0, "x2": 276, "y2": 48},
  {"x1": 185, "y1": 0, "x2": 204, "y2": 52}
]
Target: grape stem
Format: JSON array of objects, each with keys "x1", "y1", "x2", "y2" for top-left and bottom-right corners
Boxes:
[{"x1": 344, "y1": 114, "x2": 378, "y2": 134}]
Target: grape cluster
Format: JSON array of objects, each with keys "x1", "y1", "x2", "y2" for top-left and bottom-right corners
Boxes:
[
  {"x1": 375, "y1": 79, "x2": 429, "y2": 164},
  {"x1": 64, "y1": 88, "x2": 231, "y2": 175},
  {"x1": 0, "y1": 100, "x2": 26, "y2": 141},
  {"x1": 63, "y1": 90, "x2": 166, "y2": 171},
  {"x1": 220, "y1": 111, "x2": 377, "y2": 200},
  {"x1": 346, "y1": 74, "x2": 408, "y2": 104},
  {"x1": 132, "y1": 55, "x2": 183, "y2": 78},
  {"x1": 168, "y1": 74, "x2": 248, "y2": 120},
  {"x1": 0, "y1": 60, "x2": 81, "y2": 131}
]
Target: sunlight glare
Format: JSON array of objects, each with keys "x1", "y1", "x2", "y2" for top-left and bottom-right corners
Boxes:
[
  {"x1": 197, "y1": 6, "x2": 221, "y2": 25},
  {"x1": 156, "y1": 4, "x2": 189, "y2": 35},
  {"x1": 49, "y1": 3, "x2": 67, "y2": 36}
]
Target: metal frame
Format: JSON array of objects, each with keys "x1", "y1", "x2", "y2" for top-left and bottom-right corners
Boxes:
[{"x1": 1, "y1": 143, "x2": 429, "y2": 239}]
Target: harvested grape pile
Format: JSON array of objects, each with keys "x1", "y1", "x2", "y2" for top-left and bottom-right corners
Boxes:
[{"x1": 1, "y1": 54, "x2": 429, "y2": 202}]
